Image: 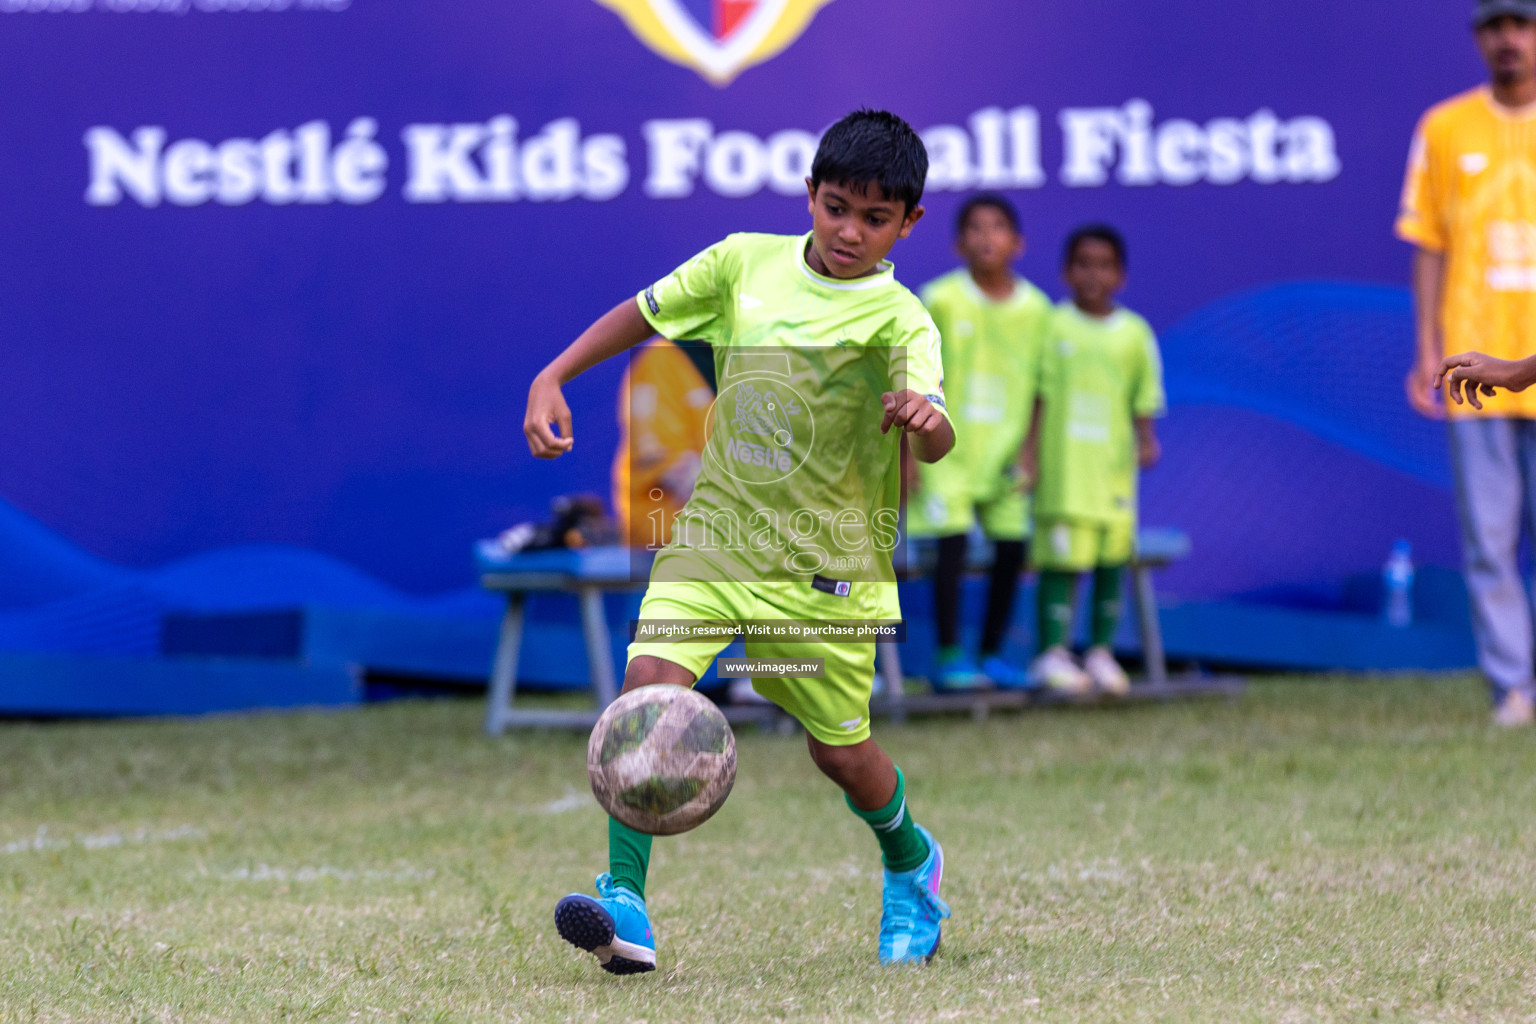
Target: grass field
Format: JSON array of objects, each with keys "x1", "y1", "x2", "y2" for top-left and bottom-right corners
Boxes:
[{"x1": 2, "y1": 675, "x2": 1535, "y2": 1023}]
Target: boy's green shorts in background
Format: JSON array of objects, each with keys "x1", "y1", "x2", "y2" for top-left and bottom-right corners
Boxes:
[
  {"x1": 626, "y1": 579, "x2": 899, "y2": 746},
  {"x1": 1032, "y1": 517, "x2": 1135, "y2": 571},
  {"x1": 907, "y1": 460, "x2": 1030, "y2": 541}
]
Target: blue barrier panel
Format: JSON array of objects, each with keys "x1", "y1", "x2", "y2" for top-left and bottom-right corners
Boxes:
[{"x1": 0, "y1": 653, "x2": 359, "y2": 718}]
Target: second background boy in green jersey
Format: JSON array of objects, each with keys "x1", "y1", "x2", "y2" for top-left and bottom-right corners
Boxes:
[
  {"x1": 1029, "y1": 224, "x2": 1165, "y2": 694},
  {"x1": 909, "y1": 195, "x2": 1052, "y2": 692}
]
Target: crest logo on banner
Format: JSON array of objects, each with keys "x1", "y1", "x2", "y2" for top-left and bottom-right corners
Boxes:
[{"x1": 594, "y1": 0, "x2": 836, "y2": 85}]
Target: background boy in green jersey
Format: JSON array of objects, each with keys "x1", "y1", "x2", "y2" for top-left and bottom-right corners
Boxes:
[
  {"x1": 524, "y1": 110, "x2": 957, "y2": 973},
  {"x1": 909, "y1": 194, "x2": 1051, "y2": 691},
  {"x1": 1028, "y1": 225, "x2": 1165, "y2": 694}
]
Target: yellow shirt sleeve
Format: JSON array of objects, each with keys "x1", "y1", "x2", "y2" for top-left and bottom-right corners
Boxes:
[{"x1": 1396, "y1": 115, "x2": 1446, "y2": 253}]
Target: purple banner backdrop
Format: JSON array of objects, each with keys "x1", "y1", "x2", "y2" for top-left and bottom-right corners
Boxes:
[{"x1": 0, "y1": 1, "x2": 1482, "y2": 599}]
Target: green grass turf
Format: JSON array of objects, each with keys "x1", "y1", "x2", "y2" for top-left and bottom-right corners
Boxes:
[{"x1": 1, "y1": 675, "x2": 1534, "y2": 1022}]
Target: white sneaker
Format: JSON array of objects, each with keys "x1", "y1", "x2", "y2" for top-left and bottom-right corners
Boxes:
[
  {"x1": 1493, "y1": 690, "x2": 1535, "y2": 728},
  {"x1": 1083, "y1": 645, "x2": 1131, "y2": 696},
  {"x1": 728, "y1": 678, "x2": 771, "y2": 705},
  {"x1": 1031, "y1": 646, "x2": 1092, "y2": 694}
]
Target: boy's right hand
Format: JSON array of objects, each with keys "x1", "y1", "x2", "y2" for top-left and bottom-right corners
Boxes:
[{"x1": 524, "y1": 372, "x2": 575, "y2": 458}]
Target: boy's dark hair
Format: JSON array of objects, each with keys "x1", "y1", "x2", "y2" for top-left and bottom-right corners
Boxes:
[
  {"x1": 810, "y1": 109, "x2": 928, "y2": 213},
  {"x1": 1063, "y1": 223, "x2": 1128, "y2": 269},
  {"x1": 955, "y1": 193, "x2": 1021, "y2": 236}
]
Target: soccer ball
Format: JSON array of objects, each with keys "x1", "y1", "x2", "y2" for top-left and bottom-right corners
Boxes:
[{"x1": 587, "y1": 685, "x2": 738, "y2": 836}]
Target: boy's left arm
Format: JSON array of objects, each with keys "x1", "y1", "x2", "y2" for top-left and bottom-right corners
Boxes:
[
  {"x1": 1015, "y1": 303, "x2": 1052, "y2": 491},
  {"x1": 1019, "y1": 397, "x2": 1043, "y2": 489},
  {"x1": 1133, "y1": 324, "x2": 1166, "y2": 470},
  {"x1": 1135, "y1": 418, "x2": 1160, "y2": 469}
]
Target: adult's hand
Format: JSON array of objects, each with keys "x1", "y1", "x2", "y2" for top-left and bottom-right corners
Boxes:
[
  {"x1": 1407, "y1": 247, "x2": 1447, "y2": 420},
  {"x1": 1405, "y1": 356, "x2": 1446, "y2": 420}
]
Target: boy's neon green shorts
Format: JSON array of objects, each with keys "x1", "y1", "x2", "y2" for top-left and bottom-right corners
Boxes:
[
  {"x1": 1032, "y1": 517, "x2": 1135, "y2": 571},
  {"x1": 626, "y1": 579, "x2": 899, "y2": 746},
  {"x1": 906, "y1": 461, "x2": 1030, "y2": 540}
]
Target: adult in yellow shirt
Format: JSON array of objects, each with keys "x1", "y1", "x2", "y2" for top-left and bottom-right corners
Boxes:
[{"x1": 1399, "y1": 0, "x2": 1536, "y2": 726}]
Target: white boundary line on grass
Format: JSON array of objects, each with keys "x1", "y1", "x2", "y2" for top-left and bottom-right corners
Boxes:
[
  {"x1": 540, "y1": 787, "x2": 590, "y2": 814},
  {"x1": 209, "y1": 864, "x2": 436, "y2": 883},
  {"x1": 0, "y1": 824, "x2": 204, "y2": 855}
]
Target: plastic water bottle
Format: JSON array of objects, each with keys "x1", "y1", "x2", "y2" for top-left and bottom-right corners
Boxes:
[{"x1": 1383, "y1": 539, "x2": 1414, "y2": 628}]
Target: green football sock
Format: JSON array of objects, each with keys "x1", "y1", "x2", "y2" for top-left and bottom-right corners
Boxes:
[
  {"x1": 1037, "y1": 571, "x2": 1078, "y2": 651},
  {"x1": 1091, "y1": 565, "x2": 1126, "y2": 648},
  {"x1": 846, "y1": 765, "x2": 930, "y2": 873},
  {"x1": 608, "y1": 817, "x2": 652, "y2": 900}
]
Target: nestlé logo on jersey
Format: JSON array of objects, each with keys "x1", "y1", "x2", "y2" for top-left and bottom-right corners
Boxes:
[{"x1": 593, "y1": 0, "x2": 835, "y2": 85}]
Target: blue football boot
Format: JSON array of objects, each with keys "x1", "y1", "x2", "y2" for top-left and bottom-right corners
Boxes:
[
  {"x1": 932, "y1": 648, "x2": 990, "y2": 693},
  {"x1": 879, "y1": 825, "x2": 952, "y2": 965},
  {"x1": 981, "y1": 654, "x2": 1036, "y2": 692},
  {"x1": 554, "y1": 873, "x2": 656, "y2": 975}
]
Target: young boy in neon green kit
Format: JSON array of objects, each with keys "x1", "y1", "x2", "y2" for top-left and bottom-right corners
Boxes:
[
  {"x1": 909, "y1": 194, "x2": 1052, "y2": 691},
  {"x1": 1028, "y1": 224, "x2": 1164, "y2": 694},
  {"x1": 523, "y1": 110, "x2": 955, "y2": 973}
]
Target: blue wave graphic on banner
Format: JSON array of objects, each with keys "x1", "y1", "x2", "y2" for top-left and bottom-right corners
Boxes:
[
  {"x1": 1143, "y1": 280, "x2": 1459, "y2": 605},
  {"x1": 0, "y1": 280, "x2": 1465, "y2": 651},
  {"x1": 0, "y1": 498, "x2": 497, "y2": 656},
  {"x1": 1160, "y1": 281, "x2": 1449, "y2": 489}
]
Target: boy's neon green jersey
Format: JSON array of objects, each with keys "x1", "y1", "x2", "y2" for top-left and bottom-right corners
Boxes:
[
  {"x1": 1034, "y1": 302, "x2": 1165, "y2": 527},
  {"x1": 918, "y1": 269, "x2": 1051, "y2": 481},
  {"x1": 635, "y1": 232, "x2": 948, "y2": 586}
]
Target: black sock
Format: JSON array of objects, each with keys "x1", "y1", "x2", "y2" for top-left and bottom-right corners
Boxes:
[
  {"x1": 981, "y1": 540, "x2": 1026, "y2": 656},
  {"x1": 934, "y1": 534, "x2": 968, "y2": 651}
]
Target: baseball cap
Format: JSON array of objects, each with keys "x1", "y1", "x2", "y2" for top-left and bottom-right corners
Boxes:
[{"x1": 1475, "y1": 0, "x2": 1536, "y2": 27}]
